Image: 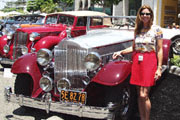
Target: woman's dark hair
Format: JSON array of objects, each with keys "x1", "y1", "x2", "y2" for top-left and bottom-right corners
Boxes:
[{"x1": 134, "y1": 5, "x2": 154, "y2": 35}]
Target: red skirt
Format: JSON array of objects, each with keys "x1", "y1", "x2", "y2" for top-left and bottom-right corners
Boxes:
[{"x1": 130, "y1": 52, "x2": 157, "y2": 87}]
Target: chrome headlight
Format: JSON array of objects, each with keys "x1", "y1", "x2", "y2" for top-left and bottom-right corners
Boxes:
[
  {"x1": 3, "y1": 45, "x2": 10, "y2": 53},
  {"x1": 0, "y1": 25, "x2": 2, "y2": 30},
  {"x1": 84, "y1": 52, "x2": 102, "y2": 71},
  {"x1": 57, "y1": 78, "x2": 71, "y2": 92},
  {"x1": 2, "y1": 28, "x2": 8, "y2": 35},
  {"x1": 39, "y1": 76, "x2": 53, "y2": 92},
  {"x1": 37, "y1": 48, "x2": 52, "y2": 66},
  {"x1": 7, "y1": 30, "x2": 15, "y2": 39},
  {"x1": 21, "y1": 46, "x2": 28, "y2": 55},
  {"x1": 29, "y1": 32, "x2": 40, "y2": 41}
]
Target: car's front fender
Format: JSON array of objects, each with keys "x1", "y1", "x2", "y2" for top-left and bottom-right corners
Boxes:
[
  {"x1": 91, "y1": 60, "x2": 132, "y2": 86},
  {"x1": 34, "y1": 36, "x2": 62, "y2": 51},
  {"x1": 11, "y1": 53, "x2": 42, "y2": 97}
]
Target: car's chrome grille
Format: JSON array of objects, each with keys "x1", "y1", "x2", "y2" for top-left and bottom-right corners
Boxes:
[
  {"x1": 54, "y1": 45, "x2": 88, "y2": 88},
  {"x1": 13, "y1": 31, "x2": 28, "y2": 60}
]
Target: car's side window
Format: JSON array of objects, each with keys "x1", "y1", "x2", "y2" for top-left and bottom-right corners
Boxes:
[
  {"x1": 76, "y1": 17, "x2": 87, "y2": 26},
  {"x1": 45, "y1": 15, "x2": 58, "y2": 24},
  {"x1": 90, "y1": 18, "x2": 103, "y2": 26},
  {"x1": 58, "y1": 15, "x2": 74, "y2": 26}
]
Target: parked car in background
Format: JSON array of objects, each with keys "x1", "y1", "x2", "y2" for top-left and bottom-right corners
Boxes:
[
  {"x1": 5, "y1": 16, "x2": 179, "y2": 120},
  {"x1": 0, "y1": 11, "x2": 110, "y2": 67},
  {"x1": 0, "y1": 14, "x2": 45, "y2": 47},
  {"x1": 0, "y1": 14, "x2": 45, "y2": 31}
]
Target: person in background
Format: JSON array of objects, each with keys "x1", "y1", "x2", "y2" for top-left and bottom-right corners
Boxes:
[
  {"x1": 176, "y1": 25, "x2": 180, "y2": 29},
  {"x1": 112, "y1": 5, "x2": 163, "y2": 120},
  {"x1": 172, "y1": 22, "x2": 176, "y2": 29}
]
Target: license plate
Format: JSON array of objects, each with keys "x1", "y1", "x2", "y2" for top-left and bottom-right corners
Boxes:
[{"x1": 60, "y1": 90, "x2": 86, "y2": 104}]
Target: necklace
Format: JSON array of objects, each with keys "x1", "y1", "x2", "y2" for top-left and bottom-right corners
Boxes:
[{"x1": 143, "y1": 27, "x2": 149, "y2": 29}]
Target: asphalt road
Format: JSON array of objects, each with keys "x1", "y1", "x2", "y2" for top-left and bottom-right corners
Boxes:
[{"x1": 0, "y1": 66, "x2": 180, "y2": 120}]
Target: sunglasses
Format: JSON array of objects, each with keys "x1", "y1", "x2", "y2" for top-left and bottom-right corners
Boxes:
[{"x1": 140, "y1": 13, "x2": 151, "y2": 16}]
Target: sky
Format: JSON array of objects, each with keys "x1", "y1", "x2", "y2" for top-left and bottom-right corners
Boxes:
[{"x1": 0, "y1": 0, "x2": 17, "y2": 10}]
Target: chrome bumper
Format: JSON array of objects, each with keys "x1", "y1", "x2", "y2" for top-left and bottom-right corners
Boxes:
[
  {"x1": 4, "y1": 87, "x2": 113, "y2": 119},
  {"x1": 0, "y1": 57, "x2": 14, "y2": 65}
]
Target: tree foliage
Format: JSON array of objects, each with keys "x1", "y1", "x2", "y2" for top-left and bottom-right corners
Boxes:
[
  {"x1": 27, "y1": 0, "x2": 62, "y2": 13},
  {"x1": 91, "y1": 0, "x2": 122, "y2": 13},
  {"x1": 53, "y1": 0, "x2": 74, "y2": 11},
  {"x1": 92, "y1": 0, "x2": 122, "y2": 7}
]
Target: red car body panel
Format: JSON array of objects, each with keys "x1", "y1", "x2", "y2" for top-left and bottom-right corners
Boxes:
[
  {"x1": 92, "y1": 60, "x2": 132, "y2": 86},
  {"x1": 0, "y1": 35, "x2": 8, "y2": 55},
  {"x1": 11, "y1": 53, "x2": 42, "y2": 97},
  {"x1": 33, "y1": 36, "x2": 62, "y2": 51},
  {"x1": 162, "y1": 39, "x2": 171, "y2": 65}
]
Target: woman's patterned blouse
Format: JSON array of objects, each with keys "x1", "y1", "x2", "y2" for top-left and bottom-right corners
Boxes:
[{"x1": 134, "y1": 25, "x2": 163, "y2": 52}]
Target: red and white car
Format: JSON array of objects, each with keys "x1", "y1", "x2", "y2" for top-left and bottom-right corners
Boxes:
[{"x1": 0, "y1": 11, "x2": 110, "y2": 67}]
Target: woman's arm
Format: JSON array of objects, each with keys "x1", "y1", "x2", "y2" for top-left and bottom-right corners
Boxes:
[
  {"x1": 157, "y1": 39, "x2": 163, "y2": 69},
  {"x1": 155, "y1": 38, "x2": 163, "y2": 80},
  {"x1": 112, "y1": 40, "x2": 135, "y2": 59}
]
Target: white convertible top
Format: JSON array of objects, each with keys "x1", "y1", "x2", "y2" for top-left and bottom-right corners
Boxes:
[{"x1": 48, "y1": 11, "x2": 109, "y2": 17}]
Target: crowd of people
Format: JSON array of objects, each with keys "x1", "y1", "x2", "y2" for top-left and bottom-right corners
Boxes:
[{"x1": 167, "y1": 22, "x2": 180, "y2": 29}]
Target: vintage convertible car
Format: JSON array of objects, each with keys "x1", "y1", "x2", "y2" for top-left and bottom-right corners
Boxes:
[
  {"x1": 0, "y1": 11, "x2": 110, "y2": 67},
  {"x1": 4, "y1": 16, "x2": 180, "y2": 120},
  {"x1": 0, "y1": 14, "x2": 45, "y2": 31}
]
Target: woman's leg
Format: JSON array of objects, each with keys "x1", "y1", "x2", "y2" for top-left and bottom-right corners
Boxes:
[{"x1": 136, "y1": 86, "x2": 151, "y2": 120}]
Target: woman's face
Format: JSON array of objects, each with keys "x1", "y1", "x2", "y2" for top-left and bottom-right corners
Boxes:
[{"x1": 140, "y1": 8, "x2": 151, "y2": 25}]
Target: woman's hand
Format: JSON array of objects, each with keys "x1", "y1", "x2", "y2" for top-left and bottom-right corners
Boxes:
[
  {"x1": 112, "y1": 51, "x2": 122, "y2": 59},
  {"x1": 154, "y1": 67, "x2": 162, "y2": 81}
]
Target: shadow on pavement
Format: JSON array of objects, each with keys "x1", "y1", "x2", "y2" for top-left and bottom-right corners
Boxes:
[
  {"x1": 9, "y1": 107, "x2": 98, "y2": 120},
  {"x1": 9, "y1": 107, "x2": 63, "y2": 120}
]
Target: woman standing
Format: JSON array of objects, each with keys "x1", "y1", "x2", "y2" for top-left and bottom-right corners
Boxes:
[{"x1": 112, "y1": 5, "x2": 163, "y2": 120}]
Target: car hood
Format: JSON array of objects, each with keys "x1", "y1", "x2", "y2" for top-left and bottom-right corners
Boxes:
[
  {"x1": 162, "y1": 28, "x2": 180, "y2": 39},
  {"x1": 16, "y1": 24, "x2": 68, "y2": 33},
  {"x1": 60, "y1": 28, "x2": 134, "y2": 49}
]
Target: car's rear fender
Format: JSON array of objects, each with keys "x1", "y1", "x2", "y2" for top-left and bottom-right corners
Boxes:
[
  {"x1": 91, "y1": 60, "x2": 132, "y2": 86},
  {"x1": 162, "y1": 39, "x2": 171, "y2": 65},
  {"x1": 11, "y1": 53, "x2": 42, "y2": 97}
]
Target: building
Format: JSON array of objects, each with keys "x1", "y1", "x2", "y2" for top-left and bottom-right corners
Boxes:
[{"x1": 74, "y1": 0, "x2": 180, "y2": 28}]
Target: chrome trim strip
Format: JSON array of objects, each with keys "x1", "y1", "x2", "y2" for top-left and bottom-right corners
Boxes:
[
  {"x1": 0, "y1": 57, "x2": 14, "y2": 65},
  {"x1": 4, "y1": 87, "x2": 112, "y2": 119}
]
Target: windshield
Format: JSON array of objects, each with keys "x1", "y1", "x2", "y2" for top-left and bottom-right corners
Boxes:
[
  {"x1": 45, "y1": 14, "x2": 74, "y2": 26},
  {"x1": 6, "y1": 15, "x2": 45, "y2": 24}
]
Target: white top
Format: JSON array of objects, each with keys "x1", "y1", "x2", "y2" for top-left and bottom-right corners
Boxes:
[{"x1": 134, "y1": 25, "x2": 163, "y2": 52}]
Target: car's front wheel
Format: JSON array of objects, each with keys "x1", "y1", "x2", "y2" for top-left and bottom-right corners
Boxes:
[
  {"x1": 15, "y1": 74, "x2": 33, "y2": 96},
  {"x1": 105, "y1": 83, "x2": 136, "y2": 120},
  {"x1": 85, "y1": 80, "x2": 136, "y2": 120},
  {"x1": 14, "y1": 74, "x2": 33, "y2": 111}
]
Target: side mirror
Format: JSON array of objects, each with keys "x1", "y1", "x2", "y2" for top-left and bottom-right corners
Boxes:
[{"x1": 66, "y1": 27, "x2": 72, "y2": 38}]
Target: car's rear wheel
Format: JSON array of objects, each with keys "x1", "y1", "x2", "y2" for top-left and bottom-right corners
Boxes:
[
  {"x1": 167, "y1": 38, "x2": 180, "y2": 71},
  {"x1": 172, "y1": 38, "x2": 180, "y2": 55}
]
